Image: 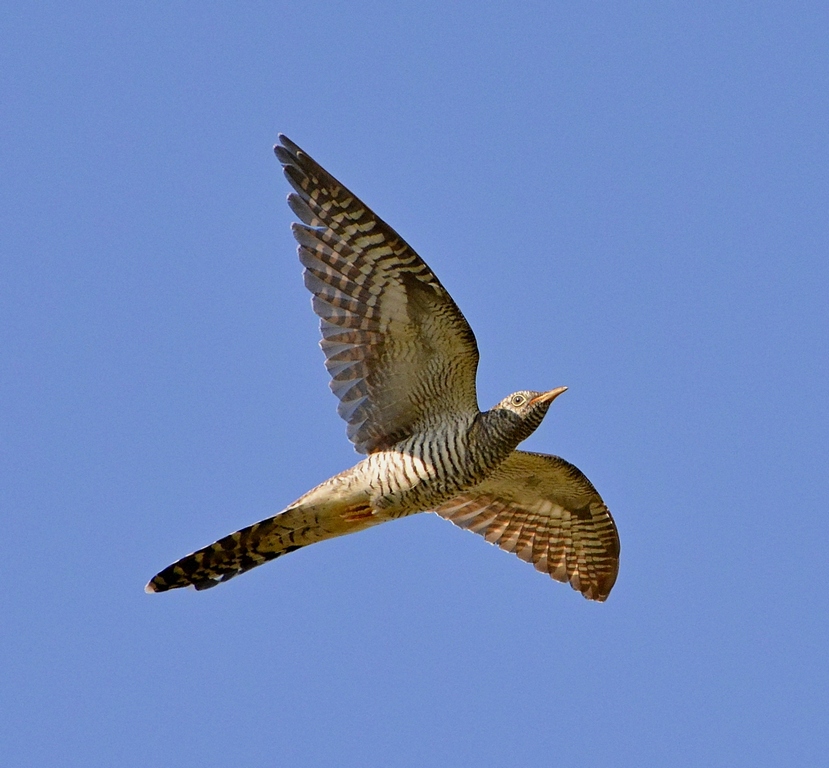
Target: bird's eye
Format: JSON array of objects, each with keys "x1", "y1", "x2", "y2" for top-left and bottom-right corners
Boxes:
[{"x1": 511, "y1": 394, "x2": 526, "y2": 406}]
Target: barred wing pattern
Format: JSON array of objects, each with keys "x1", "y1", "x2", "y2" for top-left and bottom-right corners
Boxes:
[
  {"x1": 275, "y1": 135, "x2": 480, "y2": 455},
  {"x1": 434, "y1": 450, "x2": 620, "y2": 601}
]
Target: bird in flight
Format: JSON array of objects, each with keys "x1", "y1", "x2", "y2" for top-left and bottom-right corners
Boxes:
[{"x1": 146, "y1": 136, "x2": 620, "y2": 601}]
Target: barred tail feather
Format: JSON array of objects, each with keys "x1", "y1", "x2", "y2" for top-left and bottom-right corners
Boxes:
[{"x1": 145, "y1": 501, "x2": 377, "y2": 593}]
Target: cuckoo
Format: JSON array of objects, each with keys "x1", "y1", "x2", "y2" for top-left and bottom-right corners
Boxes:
[{"x1": 146, "y1": 135, "x2": 620, "y2": 601}]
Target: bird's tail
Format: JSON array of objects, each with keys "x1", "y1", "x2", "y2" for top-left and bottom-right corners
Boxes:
[{"x1": 146, "y1": 498, "x2": 380, "y2": 593}]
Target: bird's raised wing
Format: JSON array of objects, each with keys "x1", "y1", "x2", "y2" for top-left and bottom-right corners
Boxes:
[
  {"x1": 434, "y1": 450, "x2": 620, "y2": 600},
  {"x1": 275, "y1": 135, "x2": 480, "y2": 454}
]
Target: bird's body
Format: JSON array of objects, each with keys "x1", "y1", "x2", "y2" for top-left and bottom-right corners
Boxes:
[{"x1": 147, "y1": 136, "x2": 620, "y2": 601}]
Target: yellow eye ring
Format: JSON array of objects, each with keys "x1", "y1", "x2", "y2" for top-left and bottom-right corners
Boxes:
[{"x1": 511, "y1": 394, "x2": 526, "y2": 406}]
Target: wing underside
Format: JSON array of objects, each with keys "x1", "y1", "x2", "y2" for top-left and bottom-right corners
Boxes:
[
  {"x1": 275, "y1": 135, "x2": 480, "y2": 454},
  {"x1": 434, "y1": 450, "x2": 620, "y2": 600}
]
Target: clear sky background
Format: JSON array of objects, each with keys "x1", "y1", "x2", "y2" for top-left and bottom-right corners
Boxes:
[{"x1": 3, "y1": 3, "x2": 828, "y2": 766}]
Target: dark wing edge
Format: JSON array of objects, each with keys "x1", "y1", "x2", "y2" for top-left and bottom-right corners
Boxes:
[
  {"x1": 433, "y1": 450, "x2": 620, "y2": 601},
  {"x1": 274, "y1": 135, "x2": 480, "y2": 454}
]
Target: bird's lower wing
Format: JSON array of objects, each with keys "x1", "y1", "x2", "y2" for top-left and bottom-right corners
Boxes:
[{"x1": 433, "y1": 450, "x2": 620, "y2": 601}]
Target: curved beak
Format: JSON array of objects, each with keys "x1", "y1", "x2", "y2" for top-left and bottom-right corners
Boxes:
[{"x1": 529, "y1": 386, "x2": 568, "y2": 405}]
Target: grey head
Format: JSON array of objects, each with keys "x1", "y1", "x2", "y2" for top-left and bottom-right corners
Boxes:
[{"x1": 485, "y1": 386, "x2": 568, "y2": 448}]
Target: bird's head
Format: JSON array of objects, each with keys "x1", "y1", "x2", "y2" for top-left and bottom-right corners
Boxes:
[{"x1": 488, "y1": 386, "x2": 568, "y2": 446}]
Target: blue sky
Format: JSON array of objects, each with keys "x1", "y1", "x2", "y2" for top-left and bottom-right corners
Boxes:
[{"x1": 2, "y1": 2, "x2": 828, "y2": 765}]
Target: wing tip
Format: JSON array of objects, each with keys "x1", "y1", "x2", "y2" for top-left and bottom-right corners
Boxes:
[
  {"x1": 275, "y1": 133, "x2": 296, "y2": 151},
  {"x1": 274, "y1": 134, "x2": 303, "y2": 171},
  {"x1": 577, "y1": 568, "x2": 619, "y2": 602}
]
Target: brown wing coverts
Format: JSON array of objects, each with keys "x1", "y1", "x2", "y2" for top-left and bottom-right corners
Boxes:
[
  {"x1": 434, "y1": 450, "x2": 620, "y2": 600},
  {"x1": 274, "y1": 135, "x2": 480, "y2": 454}
]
